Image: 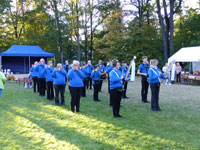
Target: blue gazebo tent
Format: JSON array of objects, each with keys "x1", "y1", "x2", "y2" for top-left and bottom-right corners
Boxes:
[{"x1": 0, "y1": 45, "x2": 55, "y2": 74}]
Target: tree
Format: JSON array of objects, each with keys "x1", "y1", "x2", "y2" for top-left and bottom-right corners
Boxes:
[{"x1": 156, "y1": 0, "x2": 183, "y2": 61}]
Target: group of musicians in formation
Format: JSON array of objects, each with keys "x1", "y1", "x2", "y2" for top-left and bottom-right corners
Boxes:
[{"x1": 30, "y1": 56, "x2": 167, "y2": 118}]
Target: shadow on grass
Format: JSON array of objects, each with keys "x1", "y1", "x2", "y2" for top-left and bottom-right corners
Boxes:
[{"x1": 1, "y1": 104, "x2": 117, "y2": 150}]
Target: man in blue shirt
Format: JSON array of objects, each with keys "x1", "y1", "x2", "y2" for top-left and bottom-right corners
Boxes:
[
  {"x1": 63, "y1": 60, "x2": 69, "y2": 73},
  {"x1": 109, "y1": 60, "x2": 124, "y2": 118},
  {"x1": 35, "y1": 58, "x2": 47, "y2": 97},
  {"x1": 45, "y1": 61, "x2": 54, "y2": 100},
  {"x1": 137, "y1": 56, "x2": 150, "y2": 103},
  {"x1": 86, "y1": 60, "x2": 94, "y2": 90},
  {"x1": 105, "y1": 59, "x2": 113, "y2": 94},
  {"x1": 148, "y1": 59, "x2": 166, "y2": 111},
  {"x1": 97, "y1": 60, "x2": 106, "y2": 92},
  {"x1": 30, "y1": 61, "x2": 39, "y2": 93},
  {"x1": 121, "y1": 61, "x2": 129, "y2": 99}
]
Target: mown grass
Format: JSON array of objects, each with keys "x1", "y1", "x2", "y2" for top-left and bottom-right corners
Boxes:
[{"x1": 0, "y1": 78, "x2": 199, "y2": 150}]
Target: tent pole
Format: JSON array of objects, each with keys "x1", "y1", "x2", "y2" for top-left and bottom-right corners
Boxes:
[{"x1": 29, "y1": 56, "x2": 30, "y2": 72}]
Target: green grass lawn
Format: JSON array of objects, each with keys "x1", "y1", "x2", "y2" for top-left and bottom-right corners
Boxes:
[{"x1": 0, "y1": 78, "x2": 200, "y2": 150}]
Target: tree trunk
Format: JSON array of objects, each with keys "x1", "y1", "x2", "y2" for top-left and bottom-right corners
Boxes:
[
  {"x1": 89, "y1": 0, "x2": 93, "y2": 61},
  {"x1": 169, "y1": 0, "x2": 175, "y2": 56},
  {"x1": 53, "y1": 0, "x2": 64, "y2": 63},
  {"x1": 156, "y1": 0, "x2": 168, "y2": 61},
  {"x1": 76, "y1": 2, "x2": 81, "y2": 61}
]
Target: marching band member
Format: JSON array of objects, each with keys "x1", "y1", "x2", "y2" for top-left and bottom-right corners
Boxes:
[
  {"x1": 109, "y1": 60, "x2": 124, "y2": 118},
  {"x1": 63, "y1": 60, "x2": 69, "y2": 73},
  {"x1": 91, "y1": 65, "x2": 101, "y2": 102},
  {"x1": 137, "y1": 56, "x2": 150, "y2": 103},
  {"x1": 52, "y1": 63, "x2": 67, "y2": 106},
  {"x1": 67, "y1": 61, "x2": 86, "y2": 113},
  {"x1": 45, "y1": 61, "x2": 54, "y2": 100},
  {"x1": 97, "y1": 60, "x2": 106, "y2": 92},
  {"x1": 105, "y1": 59, "x2": 113, "y2": 94},
  {"x1": 35, "y1": 58, "x2": 47, "y2": 97},
  {"x1": 81, "y1": 63, "x2": 90, "y2": 97},
  {"x1": 30, "y1": 61, "x2": 39, "y2": 93},
  {"x1": 121, "y1": 61, "x2": 129, "y2": 99},
  {"x1": 86, "y1": 60, "x2": 94, "y2": 90},
  {"x1": 148, "y1": 59, "x2": 166, "y2": 111}
]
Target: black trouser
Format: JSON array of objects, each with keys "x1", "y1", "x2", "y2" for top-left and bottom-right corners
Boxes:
[
  {"x1": 69, "y1": 86, "x2": 82, "y2": 112},
  {"x1": 38, "y1": 78, "x2": 46, "y2": 96},
  {"x1": 108, "y1": 74, "x2": 110, "y2": 93},
  {"x1": 87, "y1": 74, "x2": 92, "y2": 89},
  {"x1": 176, "y1": 73, "x2": 181, "y2": 83},
  {"x1": 93, "y1": 83, "x2": 99, "y2": 101},
  {"x1": 82, "y1": 79, "x2": 87, "y2": 97},
  {"x1": 150, "y1": 83, "x2": 160, "y2": 110},
  {"x1": 122, "y1": 81, "x2": 128, "y2": 98},
  {"x1": 32, "y1": 76, "x2": 39, "y2": 93},
  {"x1": 54, "y1": 84, "x2": 66, "y2": 105},
  {"x1": 47, "y1": 81, "x2": 54, "y2": 100},
  {"x1": 99, "y1": 75, "x2": 104, "y2": 92},
  {"x1": 141, "y1": 76, "x2": 149, "y2": 102},
  {"x1": 110, "y1": 88, "x2": 122, "y2": 117}
]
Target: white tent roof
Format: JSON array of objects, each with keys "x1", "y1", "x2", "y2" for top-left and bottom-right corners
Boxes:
[{"x1": 168, "y1": 46, "x2": 200, "y2": 63}]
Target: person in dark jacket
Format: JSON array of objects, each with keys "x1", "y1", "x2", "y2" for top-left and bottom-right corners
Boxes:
[
  {"x1": 35, "y1": 58, "x2": 47, "y2": 97},
  {"x1": 86, "y1": 60, "x2": 94, "y2": 90},
  {"x1": 97, "y1": 60, "x2": 106, "y2": 92},
  {"x1": 109, "y1": 60, "x2": 125, "y2": 118},
  {"x1": 30, "y1": 61, "x2": 39, "y2": 93},
  {"x1": 52, "y1": 63, "x2": 67, "y2": 106},
  {"x1": 148, "y1": 59, "x2": 166, "y2": 111},
  {"x1": 91, "y1": 65, "x2": 101, "y2": 101},
  {"x1": 67, "y1": 60, "x2": 86, "y2": 113},
  {"x1": 81, "y1": 63, "x2": 90, "y2": 97},
  {"x1": 45, "y1": 61, "x2": 54, "y2": 100}
]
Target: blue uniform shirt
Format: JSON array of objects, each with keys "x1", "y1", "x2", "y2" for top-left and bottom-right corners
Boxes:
[
  {"x1": 45, "y1": 67, "x2": 54, "y2": 82},
  {"x1": 109, "y1": 69, "x2": 123, "y2": 90},
  {"x1": 35, "y1": 64, "x2": 47, "y2": 78},
  {"x1": 52, "y1": 69, "x2": 67, "y2": 85},
  {"x1": 30, "y1": 67, "x2": 38, "y2": 77},
  {"x1": 81, "y1": 67, "x2": 90, "y2": 78},
  {"x1": 106, "y1": 65, "x2": 113, "y2": 73},
  {"x1": 148, "y1": 66, "x2": 165, "y2": 83},
  {"x1": 67, "y1": 69, "x2": 86, "y2": 87},
  {"x1": 91, "y1": 71, "x2": 101, "y2": 85},
  {"x1": 138, "y1": 63, "x2": 149, "y2": 74},
  {"x1": 97, "y1": 64, "x2": 105, "y2": 73},
  {"x1": 86, "y1": 65, "x2": 94, "y2": 74}
]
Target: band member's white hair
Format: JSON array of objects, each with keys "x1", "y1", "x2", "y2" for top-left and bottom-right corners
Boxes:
[
  {"x1": 150, "y1": 59, "x2": 158, "y2": 65},
  {"x1": 73, "y1": 60, "x2": 80, "y2": 66},
  {"x1": 57, "y1": 63, "x2": 62, "y2": 68}
]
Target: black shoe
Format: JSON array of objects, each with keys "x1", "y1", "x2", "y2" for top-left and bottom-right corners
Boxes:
[
  {"x1": 123, "y1": 96, "x2": 129, "y2": 99},
  {"x1": 117, "y1": 115, "x2": 123, "y2": 118},
  {"x1": 142, "y1": 100, "x2": 150, "y2": 103},
  {"x1": 97, "y1": 99, "x2": 101, "y2": 101},
  {"x1": 114, "y1": 115, "x2": 118, "y2": 118},
  {"x1": 76, "y1": 110, "x2": 81, "y2": 113},
  {"x1": 157, "y1": 108, "x2": 162, "y2": 111}
]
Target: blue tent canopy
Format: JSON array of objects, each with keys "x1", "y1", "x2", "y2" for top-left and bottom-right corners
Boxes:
[
  {"x1": 0, "y1": 45, "x2": 54, "y2": 57},
  {"x1": 0, "y1": 45, "x2": 55, "y2": 74}
]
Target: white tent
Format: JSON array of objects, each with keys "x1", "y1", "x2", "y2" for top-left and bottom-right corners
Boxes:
[{"x1": 168, "y1": 46, "x2": 200, "y2": 63}]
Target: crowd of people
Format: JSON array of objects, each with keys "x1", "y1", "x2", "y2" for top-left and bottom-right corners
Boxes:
[
  {"x1": 0, "y1": 55, "x2": 186, "y2": 117},
  {"x1": 30, "y1": 58, "x2": 130, "y2": 118}
]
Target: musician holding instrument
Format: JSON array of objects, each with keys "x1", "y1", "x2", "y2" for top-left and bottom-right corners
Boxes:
[
  {"x1": 137, "y1": 56, "x2": 150, "y2": 103},
  {"x1": 97, "y1": 60, "x2": 106, "y2": 92},
  {"x1": 121, "y1": 61, "x2": 129, "y2": 99},
  {"x1": 109, "y1": 60, "x2": 126, "y2": 118}
]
